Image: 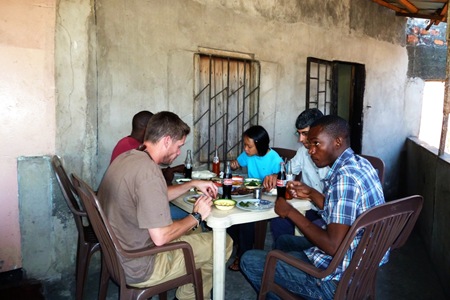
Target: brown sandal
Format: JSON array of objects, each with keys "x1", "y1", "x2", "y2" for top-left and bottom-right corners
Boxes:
[{"x1": 228, "y1": 257, "x2": 240, "y2": 272}]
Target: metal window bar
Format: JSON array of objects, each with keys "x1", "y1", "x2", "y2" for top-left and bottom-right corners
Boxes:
[
  {"x1": 306, "y1": 57, "x2": 335, "y2": 115},
  {"x1": 194, "y1": 54, "x2": 260, "y2": 170}
]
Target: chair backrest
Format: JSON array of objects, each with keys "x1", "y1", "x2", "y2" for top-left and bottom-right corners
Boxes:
[
  {"x1": 332, "y1": 195, "x2": 423, "y2": 299},
  {"x1": 272, "y1": 147, "x2": 297, "y2": 161},
  {"x1": 51, "y1": 155, "x2": 87, "y2": 227},
  {"x1": 360, "y1": 154, "x2": 385, "y2": 185},
  {"x1": 71, "y1": 173, "x2": 129, "y2": 287}
]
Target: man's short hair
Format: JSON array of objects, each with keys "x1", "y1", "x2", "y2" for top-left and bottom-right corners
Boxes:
[
  {"x1": 132, "y1": 110, "x2": 153, "y2": 132},
  {"x1": 295, "y1": 108, "x2": 324, "y2": 130},
  {"x1": 144, "y1": 111, "x2": 190, "y2": 143},
  {"x1": 311, "y1": 115, "x2": 350, "y2": 144}
]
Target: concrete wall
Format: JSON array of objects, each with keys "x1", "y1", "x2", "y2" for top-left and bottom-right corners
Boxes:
[
  {"x1": 406, "y1": 138, "x2": 450, "y2": 296},
  {"x1": 2, "y1": 0, "x2": 428, "y2": 289}
]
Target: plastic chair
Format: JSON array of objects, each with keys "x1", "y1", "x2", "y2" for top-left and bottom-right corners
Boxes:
[
  {"x1": 258, "y1": 195, "x2": 423, "y2": 300},
  {"x1": 51, "y1": 155, "x2": 100, "y2": 300},
  {"x1": 71, "y1": 173, "x2": 204, "y2": 300},
  {"x1": 361, "y1": 154, "x2": 385, "y2": 185},
  {"x1": 272, "y1": 147, "x2": 297, "y2": 161}
]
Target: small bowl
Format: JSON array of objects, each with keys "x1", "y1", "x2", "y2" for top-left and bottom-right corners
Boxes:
[
  {"x1": 244, "y1": 178, "x2": 262, "y2": 189},
  {"x1": 213, "y1": 199, "x2": 236, "y2": 211}
]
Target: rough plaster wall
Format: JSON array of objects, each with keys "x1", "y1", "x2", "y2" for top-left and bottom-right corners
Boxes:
[
  {"x1": 406, "y1": 139, "x2": 450, "y2": 295},
  {"x1": 0, "y1": 0, "x2": 56, "y2": 272},
  {"x1": 55, "y1": 0, "x2": 97, "y2": 186},
  {"x1": 18, "y1": 156, "x2": 75, "y2": 281}
]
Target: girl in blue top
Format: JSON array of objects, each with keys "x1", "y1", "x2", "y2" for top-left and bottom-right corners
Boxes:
[{"x1": 228, "y1": 125, "x2": 283, "y2": 271}]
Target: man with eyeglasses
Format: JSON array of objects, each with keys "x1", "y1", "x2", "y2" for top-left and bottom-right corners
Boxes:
[{"x1": 264, "y1": 108, "x2": 329, "y2": 243}]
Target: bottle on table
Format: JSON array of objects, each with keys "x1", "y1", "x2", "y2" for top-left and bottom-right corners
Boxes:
[
  {"x1": 222, "y1": 161, "x2": 233, "y2": 199},
  {"x1": 276, "y1": 161, "x2": 286, "y2": 197},
  {"x1": 184, "y1": 150, "x2": 193, "y2": 179},
  {"x1": 212, "y1": 146, "x2": 220, "y2": 176},
  {"x1": 285, "y1": 160, "x2": 294, "y2": 200}
]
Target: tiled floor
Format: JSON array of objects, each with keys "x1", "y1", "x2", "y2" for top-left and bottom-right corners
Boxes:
[{"x1": 43, "y1": 228, "x2": 446, "y2": 300}]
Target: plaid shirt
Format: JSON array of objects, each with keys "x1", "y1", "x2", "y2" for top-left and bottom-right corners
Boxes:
[{"x1": 304, "y1": 148, "x2": 387, "y2": 281}]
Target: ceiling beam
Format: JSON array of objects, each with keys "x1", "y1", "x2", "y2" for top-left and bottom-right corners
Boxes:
[
  {"x1": 395, "y1": 12, "x2": 446, "y2": 21},
  {"x1": 398, "y1": 0, "x2": 419, "y2": 13},
  {"x1": 371, "y1": 0, "x2": 408, "y2": 13}
]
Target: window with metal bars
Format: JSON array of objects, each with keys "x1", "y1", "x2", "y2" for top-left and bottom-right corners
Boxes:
[
  {"x1": 193, "y1": 53, "x2": 261, "y2": 171},
  {"x1": 306, "y1": 57, "x2": 336, "y2": 115}
]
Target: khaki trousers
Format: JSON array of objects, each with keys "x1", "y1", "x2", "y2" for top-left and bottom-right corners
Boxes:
[{"x1": 130, "y1": 231, "x2": 233, "y2": 300}]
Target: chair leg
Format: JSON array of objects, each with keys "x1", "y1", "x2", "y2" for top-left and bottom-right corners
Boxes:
[
  {"x1": 254, "y1": 220, "x2": 268, "y2": 250},
  {"x1": 98, "y1": 256, "x2": 110, "y2": 300},
  {"x1": 76, "y1": 242, "x2": 89, "y2": 300}
]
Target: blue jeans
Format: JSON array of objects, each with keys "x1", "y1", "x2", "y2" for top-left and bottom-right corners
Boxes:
[
  {"x1": 170, "y1": 203, "x2": 189, "y2": 220},
  {"x1": 270, "y1": 217, "x2": 295, "y2": 246},
  {"x1": 240, "y1": 235, "x2": 337, "y2": 300}
]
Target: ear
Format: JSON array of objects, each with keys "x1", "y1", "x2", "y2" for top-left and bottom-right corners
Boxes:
[
  {"x1": 335, "y1": 137, "x2": 343, "y2": 149},
  {"x1": 162, "y1": 135, "x2": 171, "y2": 149}
]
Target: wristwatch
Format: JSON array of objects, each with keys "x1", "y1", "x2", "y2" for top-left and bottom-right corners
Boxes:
[{"x1": 190, "y1": 212, "x2": 202, "y2": 229}]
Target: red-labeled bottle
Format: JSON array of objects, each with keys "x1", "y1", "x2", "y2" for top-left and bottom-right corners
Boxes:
[
  {"x1": 276, "y1": 162, "x2": 286, "y2": 197},
  {"x1": 285, "y1": 160, "x2": 293, "y2": 200},
  {"x1": 212, "y1": 146, "x2": 220, "y2": 176},
  {"x1": 222, "y1": 161, "x2": 233, "y2": 199}
]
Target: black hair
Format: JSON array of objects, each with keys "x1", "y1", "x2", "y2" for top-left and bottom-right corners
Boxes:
[
  {"x1": 243, "y1": 125, "x2": 270, "y2": 156},
  {"x1": 310, "y1": 115, "x2": 350, "y2": 145},
  {"x1": 295, "y1": 108, "x2": 323, "y2": 129},
  {"x1": 132, "y1": 111, "x2": 153, "y2": 132}
]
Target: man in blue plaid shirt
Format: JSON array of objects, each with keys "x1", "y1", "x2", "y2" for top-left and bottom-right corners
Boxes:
[{"x1": 240, "y1": 115, "x2": 385, "y2": 300}]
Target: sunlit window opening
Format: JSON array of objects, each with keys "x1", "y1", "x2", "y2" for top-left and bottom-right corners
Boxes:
[{"x1": 419, "y1": 81, "x2": 445, "y2": 150}]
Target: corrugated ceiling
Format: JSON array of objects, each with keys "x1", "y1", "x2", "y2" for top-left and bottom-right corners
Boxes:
[{"x1": 372, "y1": 0, "x2": 448, "y2": 29}]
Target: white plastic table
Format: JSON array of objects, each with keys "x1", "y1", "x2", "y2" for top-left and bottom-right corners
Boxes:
[{"x1": 172, "y1": 193, "x2": 312, "y2": 300}]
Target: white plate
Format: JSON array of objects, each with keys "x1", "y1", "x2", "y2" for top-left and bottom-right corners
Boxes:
[
  {"x1": 183, "y1": 194, "x2": 200, "y2": 205},
  {"x1": 263, "y1": 188, "x2": 277, "y2": 196},
  {"x1": 192, "y1": 170, "x2": 217, "y2": 180},
  {"x1": 176, "y1": 178, "x2": 192, "y2": 184},
  {"x1": 236, "y1": 199, "x2": 274, "y2": 211},
  {"x1": 229, "y1": 193, "x2": 252, "y2": 199}
]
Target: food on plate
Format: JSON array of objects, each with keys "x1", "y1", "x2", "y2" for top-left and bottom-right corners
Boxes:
[
  {"x1": 244, "y1": 178, "x2": 262, "y2": 188},
  {"x1": 214, "y1": 199, "x2": 236, "y2": 210},
  {"x1": 232, "y1": 175, "x2": 244, "y2": 186},
  {"x1": 231, "y1": 187, "x2": 252, "y2": 195}
]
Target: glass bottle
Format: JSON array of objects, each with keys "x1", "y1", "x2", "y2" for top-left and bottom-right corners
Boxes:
[
  {"x1": 212, "y1": 146, "x2": 220, "y2": 176},
  {"x1": 184, "y1": 150, "x2": 193, "y2": 179},
  {"x1": 285, "y1": 160, "x2": 294, "y2": 199},
  {"x1": 276, "y1": 162, "x2": 286, "y2": 197},
  {"x1": 222, "y1": 161, "x2": 233, "y2": 199}
]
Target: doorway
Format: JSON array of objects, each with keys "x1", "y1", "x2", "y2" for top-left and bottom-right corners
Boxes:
[{"x1": 306, "y1": 57, "x2": 365, "y2": 153}]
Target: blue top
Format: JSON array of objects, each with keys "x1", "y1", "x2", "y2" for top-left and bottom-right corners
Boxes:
[
  {"x1": 304, "y1": 148, "x2": 386, "y2": 281},
  {"x1": 237, "y1": 148, "x2": 283, "y2": 180}
]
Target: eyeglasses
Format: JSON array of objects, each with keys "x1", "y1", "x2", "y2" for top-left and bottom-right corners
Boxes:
[{"x1": 294, "y1": 131, "x2": 308, "y2": 137}]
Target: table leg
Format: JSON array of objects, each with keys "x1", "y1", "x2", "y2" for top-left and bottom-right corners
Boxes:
[{"x1": 212, "y1": 227, "x2": 226, "y2": 300}]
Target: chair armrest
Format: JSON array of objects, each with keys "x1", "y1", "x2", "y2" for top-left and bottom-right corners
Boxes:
[
  {"x1": 265, "y1": 250, "x2": 334, "y2": 279},
  {"x1": 120, "y1": 241, "x2": 198, "y2": 275},
  {"x1": 121, "y1": 241, "x2": 193, "y2": 258}
]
